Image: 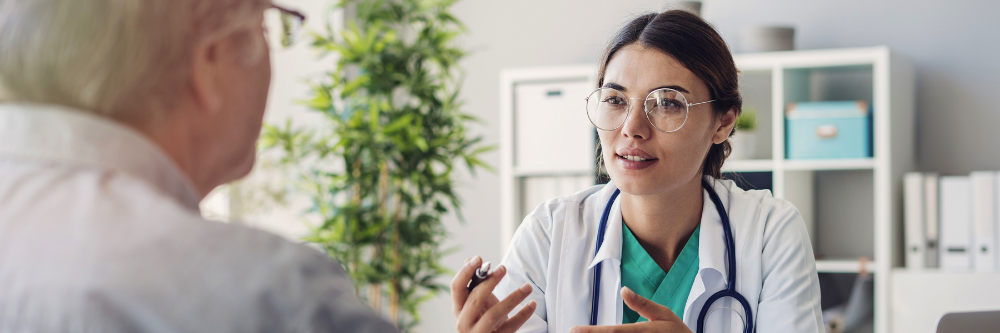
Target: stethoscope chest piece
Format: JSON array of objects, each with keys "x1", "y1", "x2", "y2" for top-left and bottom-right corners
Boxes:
[{"x1": 701, "y1": 306, "x2": 748, "y2": 333}]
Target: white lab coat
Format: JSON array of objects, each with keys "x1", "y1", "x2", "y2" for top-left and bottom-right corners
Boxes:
[{"x1": 494, "y1": 177, "x2": 824, "y2": 332}]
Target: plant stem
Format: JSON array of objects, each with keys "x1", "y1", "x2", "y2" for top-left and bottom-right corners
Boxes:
[
  {"x1": 388, "y1": 280, "x2": 399, "y2": 326},
  {"x1": 369, "y1": 283, "x2": 382, "y2": 316}
]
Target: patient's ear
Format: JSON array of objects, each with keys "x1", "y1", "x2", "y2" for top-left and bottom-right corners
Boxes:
[{"x1": 189, "y1": 38, "x2": 225, "y2": 114}]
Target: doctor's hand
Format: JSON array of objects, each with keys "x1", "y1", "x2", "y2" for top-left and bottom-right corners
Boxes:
[
  {"x1": 569, "y1": 287, "x2": 693, "y2": 333},
  {"x1": 451, "y1": 256, "x2": 537, "y2": 333}
]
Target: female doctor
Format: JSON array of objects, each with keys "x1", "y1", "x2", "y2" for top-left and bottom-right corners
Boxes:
[{"x1": 450, "y1": 10, "x2": 823, "y2": 333}]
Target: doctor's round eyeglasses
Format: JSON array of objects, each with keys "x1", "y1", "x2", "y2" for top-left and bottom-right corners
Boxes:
[
  {"x1": 585, "y1": 87, "x2": 714, "y2": 133},
  {"x1": 265, "y1": 4, "x2": 306, "y2": 48}
]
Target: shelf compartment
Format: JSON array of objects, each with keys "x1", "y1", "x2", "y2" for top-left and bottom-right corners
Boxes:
[
  {"x1": 723, "y1": 159, "x2": 775, "y2": 172},
  {"x1": 813, "y1": 170, "x2": 876, "y2": 260},
  {"x1": 816, "y1": 259, "x2": 877, "y2": 274},
  {"x1": 783, "y1": 158, "x2": 876, "y2": 171},
  {"x1": 819, "y1": 271, "x2": 875, "y2": 333},
  {"x1": 783, "y1": 65, "x2": 875, "y2": 104},
  {"x1": 735, "y1": 69, "x2": 773, "y2": 160},
  {"x1": 722, "y1": 171, "x2": 773, "y2": 192}
]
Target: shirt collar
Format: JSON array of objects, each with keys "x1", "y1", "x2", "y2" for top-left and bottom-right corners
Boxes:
[{"x1": 0, "y1": 103, "x2": 201, "y2": 211}]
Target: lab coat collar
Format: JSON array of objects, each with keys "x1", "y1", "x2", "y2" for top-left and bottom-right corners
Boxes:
[
  {"x1": 0, "y1": 103, "x2": 201, "y2": 211},
  {"x1": 585, "y1": 178, "x2": 732, "y2": 273},
  {"x1": 584, "y1": 178, "x2": 730, "y2": 275},
  {"x1": 584, "y1": 178, "x2": 735, "y2": 326},
  {"x1": 588, "y1": 181, "x2": 624, "y2": 269},
  {"x1": 683, "y1": 176, "x2": 732, "y2": 323}
]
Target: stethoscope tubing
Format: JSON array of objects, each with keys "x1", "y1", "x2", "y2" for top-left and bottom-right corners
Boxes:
[
  {"x1": 590, "y1": 188, "x2": 620, "y2": 326},
  {"x1": 697, "y1": 178, "x2": 753, "y2": 333},
  {"x1": 589, "y1": 180, "x2": 753, "y2": 333}
]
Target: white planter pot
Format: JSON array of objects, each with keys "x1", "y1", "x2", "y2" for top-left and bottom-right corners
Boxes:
[
  {"x1": 730, "y1": 132, "x2": 757, "y2": 160},
  {"x1": 738, "y1": 26, "x2": 795, "y2": 53}
]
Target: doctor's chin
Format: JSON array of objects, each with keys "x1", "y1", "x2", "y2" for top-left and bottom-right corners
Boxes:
[{"x1": 0, "y1": 1, "x2": 997, "y2": 333}]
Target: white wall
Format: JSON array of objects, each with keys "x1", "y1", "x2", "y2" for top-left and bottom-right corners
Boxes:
[{"x1": 416, "y1": 0, "x2": 1000, "y2": 332}]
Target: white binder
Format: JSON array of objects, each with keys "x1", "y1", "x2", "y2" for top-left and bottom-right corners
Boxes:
[
  {"x1": 970, "y1": 172, "x2": 997, "y2": 271},
  {"x1": 925, "y1": 173, "x2": 940, "y2": 268},
  {"x1": 939, "y1": 176, "x2": 972, "y2": 270},
  {"x1": 904, "y1": 172, "x2": 925, "y2": 269}
]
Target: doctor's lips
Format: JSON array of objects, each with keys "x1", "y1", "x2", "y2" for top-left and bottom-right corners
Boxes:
[{"x1": 615, "y1": 148, "x2": 657, "y2": 162}]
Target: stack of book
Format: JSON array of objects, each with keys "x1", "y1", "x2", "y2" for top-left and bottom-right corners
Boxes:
[{"x1": 905, "y1": 172, "x2": 1000, "y2": 270}]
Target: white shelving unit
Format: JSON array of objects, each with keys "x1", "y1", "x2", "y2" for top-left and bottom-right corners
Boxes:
[
  {"x1": 731, "y1": 46, "x2": 914, "y2": 333},
  {"x1": 499, "y1": 47, "x2": 916, "y2": 333}
]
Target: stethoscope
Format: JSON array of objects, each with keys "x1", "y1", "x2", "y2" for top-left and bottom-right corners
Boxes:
[{"x1": 589, "y1": 179, "x2": 753, "y2": 333}]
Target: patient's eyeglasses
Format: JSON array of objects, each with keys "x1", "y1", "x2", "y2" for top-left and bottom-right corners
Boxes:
[
  {"x1": 265, "y1": 4, "x2": 306, "y2": 48},
  {"x1": 585, "y1": 87, "x2": 714, "y2": 133}
]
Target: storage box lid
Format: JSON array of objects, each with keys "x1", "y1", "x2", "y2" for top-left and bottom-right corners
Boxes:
[{"x1": 786, "y1": 100, "x2": 870, "y2": 119}]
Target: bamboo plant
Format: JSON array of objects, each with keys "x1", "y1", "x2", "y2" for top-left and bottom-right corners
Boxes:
[{"x1": 260, "y1": 0, "x2": 490, "y2": 330}]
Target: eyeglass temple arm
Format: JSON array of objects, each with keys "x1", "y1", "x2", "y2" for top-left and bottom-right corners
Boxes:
[{"x1": 271, "y1": 4, "x2": 306, "y2": 22}]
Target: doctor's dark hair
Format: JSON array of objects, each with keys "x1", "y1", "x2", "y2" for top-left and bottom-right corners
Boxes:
[{"x1": 596, "y1": 10, "x2": 742, "y2": 179}]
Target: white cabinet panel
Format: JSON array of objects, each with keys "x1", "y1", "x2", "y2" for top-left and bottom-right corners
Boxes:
[
  {"x1": 519, "y1": 175, "x2": 595, "y2": 223},
  {"x1": 892, "y1": 271, "x2": 1000, "y2": 333},
  {"x1": 514, "y1": 81, "x2": 594, "y2": 174}
]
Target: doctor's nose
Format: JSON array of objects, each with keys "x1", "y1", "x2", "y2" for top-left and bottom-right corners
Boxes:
[{"x1": 620, "y1": 107, "x2": 652, "y2": 140}]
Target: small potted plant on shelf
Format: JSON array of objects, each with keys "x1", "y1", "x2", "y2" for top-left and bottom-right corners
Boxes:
[{"x1": 730, "y1": 107, "x2": 757, "y2": 160}]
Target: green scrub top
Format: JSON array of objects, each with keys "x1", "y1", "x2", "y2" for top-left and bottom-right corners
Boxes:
[{"x1": 620, "y1": 222, "x2": 700, "y2": 323}]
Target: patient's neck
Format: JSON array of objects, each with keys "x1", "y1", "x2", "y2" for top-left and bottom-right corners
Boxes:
[{"x1": 120, "y1": 104, "x2": 226, "y2": 201}]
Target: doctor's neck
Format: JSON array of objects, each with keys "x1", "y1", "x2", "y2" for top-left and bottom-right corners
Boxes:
[{"x1": 619, "y1": 174, "x2": 704, "y2": 271}]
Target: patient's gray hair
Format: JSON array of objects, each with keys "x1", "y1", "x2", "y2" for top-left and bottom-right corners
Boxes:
[{"x1": 0, "y1": 0, "x2": 270, "y2": 121}]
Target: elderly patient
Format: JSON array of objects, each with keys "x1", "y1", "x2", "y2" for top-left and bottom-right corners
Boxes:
[{"x1": 0, "y1": 0, "x2": 396, "y2": 332}]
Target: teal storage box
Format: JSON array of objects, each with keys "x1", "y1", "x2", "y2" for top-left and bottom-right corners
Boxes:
[{"x1": 785, "y1": 101, "x2": 872, "y2": 159}]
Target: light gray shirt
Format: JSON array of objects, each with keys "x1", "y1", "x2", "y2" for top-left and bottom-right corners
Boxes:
[{"x1": 0, "y1": 104, "x2": 397, "y2": 333}]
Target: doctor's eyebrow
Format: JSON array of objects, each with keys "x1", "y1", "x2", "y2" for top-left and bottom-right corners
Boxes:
[
  {"x1": 650, "y1": 85, "x2": 691, "y2": 94},
  {"x1": 602, "y1": 82, "x2": 627, "y2": 91},
  {"x1": 601, "y1": 82, "x2": 692, "y2": 95}
]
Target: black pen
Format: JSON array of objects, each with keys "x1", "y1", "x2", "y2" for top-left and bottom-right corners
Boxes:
[{"x1": 467, "y1": 261, "x2": 491, "y2": 291}]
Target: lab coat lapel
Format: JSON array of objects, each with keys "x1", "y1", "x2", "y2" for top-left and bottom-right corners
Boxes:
[
  {"x1": 586, "y1": 193, "x2": 622, "y2": 270},
  {"x1": 586, "y1": 184, "x2": 624, "y2": 326},
  {"x1": 683, "y1": 177, "x2": 731, "y2": 327}
]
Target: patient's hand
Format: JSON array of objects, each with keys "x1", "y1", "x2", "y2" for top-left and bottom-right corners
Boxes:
[
  {"x1": 451, "y1": 256, "x2": 536, "y2": 333},
  {"x1": 569, "y1": 287, "x2": 693, "y2": 333}
]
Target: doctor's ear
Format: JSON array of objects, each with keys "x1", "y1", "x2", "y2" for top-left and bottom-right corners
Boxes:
[{"x1": 712, "y1": 108, "x2": 738, "y2": 145}]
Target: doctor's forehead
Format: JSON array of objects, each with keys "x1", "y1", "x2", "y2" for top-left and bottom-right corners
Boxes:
[{"x1": 602, "y1": 44, "x2": 704, "y2": 96}]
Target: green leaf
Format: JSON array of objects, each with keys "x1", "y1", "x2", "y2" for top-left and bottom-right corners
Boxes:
[{"x1": 384, "y1": 113, "x2": 414, "y2": 133}]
